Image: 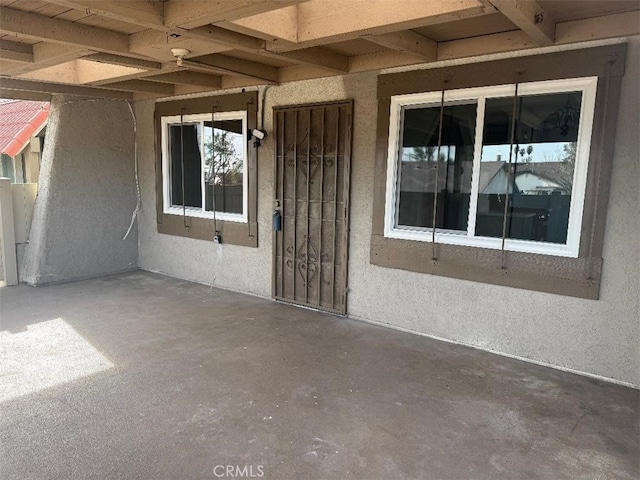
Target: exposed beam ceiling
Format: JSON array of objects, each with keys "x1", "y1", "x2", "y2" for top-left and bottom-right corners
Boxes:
[{"x1": 0, "y1": 0, "x2": 637, "y2": 100}]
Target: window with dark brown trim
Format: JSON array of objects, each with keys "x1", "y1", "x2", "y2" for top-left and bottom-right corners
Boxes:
[
  {"x1": 155, "y1": 91, "x2": 258, "y2": 247},
  {"x1": 371, "y1": 44, "x2": 627, "y2": 299}
]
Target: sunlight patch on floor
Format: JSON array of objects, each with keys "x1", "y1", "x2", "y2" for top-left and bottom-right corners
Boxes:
[{"x1": 0, "y1": 318, "x2": 113, "y2": 403}]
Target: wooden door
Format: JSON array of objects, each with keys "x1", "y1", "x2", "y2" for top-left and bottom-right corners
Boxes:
[{"x1": 273, "y1": 101, "x2": 352, "y2": 314}]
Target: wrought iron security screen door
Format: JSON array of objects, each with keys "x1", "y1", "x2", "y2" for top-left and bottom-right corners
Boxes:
[{"x1": 273, "y1": 101, "x2": 353, "y2": 314}]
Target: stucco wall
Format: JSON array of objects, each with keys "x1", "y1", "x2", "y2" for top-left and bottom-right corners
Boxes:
[
  {"x1": 137, "y1": 39, "x2": 639, "y2": 387},
  {"x1": 21, "y1": 95, "x2": 138, "y2": 285}
]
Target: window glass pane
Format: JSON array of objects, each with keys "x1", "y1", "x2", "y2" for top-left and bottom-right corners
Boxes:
[
  {"x1": 396, "y1": 102, "x2": 477, "y2": 231},
  {"x1": 476, "y1": 91, "x2": 581, "y2": 243},
  {"x1": 204, "y1": 119, "x2": 244, "y2": 215},
  {"x1": 169, "y1": 122, "x2": 202, "y2": 208}
]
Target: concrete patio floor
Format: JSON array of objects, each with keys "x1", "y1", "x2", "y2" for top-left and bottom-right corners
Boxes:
[{"x1": 0, "y1": 271, "x2": 637, "y2": 480}]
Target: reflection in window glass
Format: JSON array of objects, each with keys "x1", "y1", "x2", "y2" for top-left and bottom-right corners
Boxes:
[
  {"x1": 169, "y1": 123, "x2": 202, "y2": 208},
  {"x1": 204, "y1": 119, "x2": 244, "y2": 215},
  {"x1": 396, "y1": 103, "x2": 477, "y2": 231},
  {"x1": 476, "y1": 92, "x2": 581, "y2": 243}
]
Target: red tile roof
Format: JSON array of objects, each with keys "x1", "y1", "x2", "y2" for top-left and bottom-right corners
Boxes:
[{"x1": 0, "y1": 100, "x2": 50, "y2": 158}]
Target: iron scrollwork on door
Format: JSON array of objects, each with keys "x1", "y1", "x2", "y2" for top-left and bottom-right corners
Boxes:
[
  {"x1": 284, "y1": 237, "x2": 319, "y2": 287},
  {"x1": 286, "y1": 138, "x2": 336, "y2": 183}
]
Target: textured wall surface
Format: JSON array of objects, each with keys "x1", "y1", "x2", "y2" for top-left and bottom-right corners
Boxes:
[
  {"x1": 137, "y1": 39, "x2": 639, "y2": 386},
  {"x1": 21, "y1": 96, "x2": 138, "y2": 285}
]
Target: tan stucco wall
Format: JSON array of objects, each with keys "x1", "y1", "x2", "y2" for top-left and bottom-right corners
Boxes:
[
  {"x1": 21, "y1": 96, "x2": 138, "y2": 285},
  {"x1": 137, "y1": 38, "x2": 639, "y2": 387}
]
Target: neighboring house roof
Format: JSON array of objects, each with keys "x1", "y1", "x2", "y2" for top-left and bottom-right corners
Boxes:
[
  {"x1": 478, "y1": 161, "x2": 573, "y2": 193},
  {"x1": 477, "y1": 162, "x2": 506, "y2": 193},
  {"x1": 0, "y1": 100, "x2": 49, "y2": 158},
  {"x1": 400, "y1": 160, "x2": 474, "y2": 193}
]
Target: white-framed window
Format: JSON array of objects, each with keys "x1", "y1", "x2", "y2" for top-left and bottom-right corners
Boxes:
[
  {"x1": 384, "y1": 77, "x2": 598, "y2": 258},
  {"x1": 161, "y1": 110, "x2": 248, "y2": 223}
]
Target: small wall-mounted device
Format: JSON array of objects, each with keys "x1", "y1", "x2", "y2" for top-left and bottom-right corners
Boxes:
[
  {"x1": 213, "y1": 230, "x2": 222, "y2": 244},
  {"x1": 272, "y1": 210, "x2": 282, "y2": 231},
  {"x1": 251, "y1": 128, "x2": 267, "y2": 147}
]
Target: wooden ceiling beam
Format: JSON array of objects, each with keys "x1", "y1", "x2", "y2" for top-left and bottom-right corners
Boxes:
[
  {"x1": 178, "y1": 25, "x2": 264, "y2": 51},
  {"x1": 0, "y1": 40, "x2": 33, "y2": 63},
  {"x1": 102, "y1": 79, "x2": 175, "y2": 95},
  {"x1": 0, "y1": 7, "x2": 130, "y2": 54},
  {"x1": 0, "y1": 77, "x2": 134, "y2": 99},
  {"x1": 555, "y1": 10, "x2": 640, "y2": 45},
  {"x1": 489, "y1": 0, "x2": 555, "y2": 46},
  {"x1": 44, "y1": 0, "x2": 165, "y2": 29},
  {"x1": 182, "y1": 55, "x2": 278, "y2": 83},
  {"x1": 0, "y1": 89, "x2": 51, "y2": 102},
  {"x1": 364, "y1": 31, "x2": 437, "y2": 61},
  {"x1": 0, "y1": 60, "x2": 27, "y2": 74},
  {"x1": 144, "y1": 71, "x2": 223, "y2": 88},
  {"x1": 274, "y1": 47, "x2": 349, "y2": 73},
  {"x1": 437, "y1": 30, "x2": 536, "y2": 61},
  {"x1": 163, "y1": 0, "x2": 305, "y2": 29},
  {"x1": 84, "y1": 53, "x2": 162, "y2": 71}
]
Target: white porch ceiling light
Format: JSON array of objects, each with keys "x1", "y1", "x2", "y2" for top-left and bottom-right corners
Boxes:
[{"x1": 170, "y1": 48, "x2": 190, "y2": 67}]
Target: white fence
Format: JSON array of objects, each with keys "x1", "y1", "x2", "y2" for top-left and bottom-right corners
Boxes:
[{"x1": 0, "y1": 179, "x2": 37, "y2": 285}]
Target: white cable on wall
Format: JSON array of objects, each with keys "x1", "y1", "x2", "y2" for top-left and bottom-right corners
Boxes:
[{"x1": 123, "y1": 100, "x2": 140, "y2": 241}]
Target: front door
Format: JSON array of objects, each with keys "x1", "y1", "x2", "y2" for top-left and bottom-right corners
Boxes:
[{"x1": 273, "y1": 101, "x2": 353, "y2": 314}]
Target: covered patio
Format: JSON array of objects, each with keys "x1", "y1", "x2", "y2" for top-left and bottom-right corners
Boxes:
[{"x1": 1, "y1": 271, "x2": 637, "y2": 479}]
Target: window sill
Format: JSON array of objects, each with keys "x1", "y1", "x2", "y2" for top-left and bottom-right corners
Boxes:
[
  {"x1": 370, "y1": 233, "x2": 600, "y2": 299},
  {"x1": 384, "y1": 228, "x2": 578, "y2": 258},
  {"x1": 164, "y1": 206, "x2": 247, "y2": 224},
  {"x1": 157, "y1": 213, "x2": 257, "y2": 248}
]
